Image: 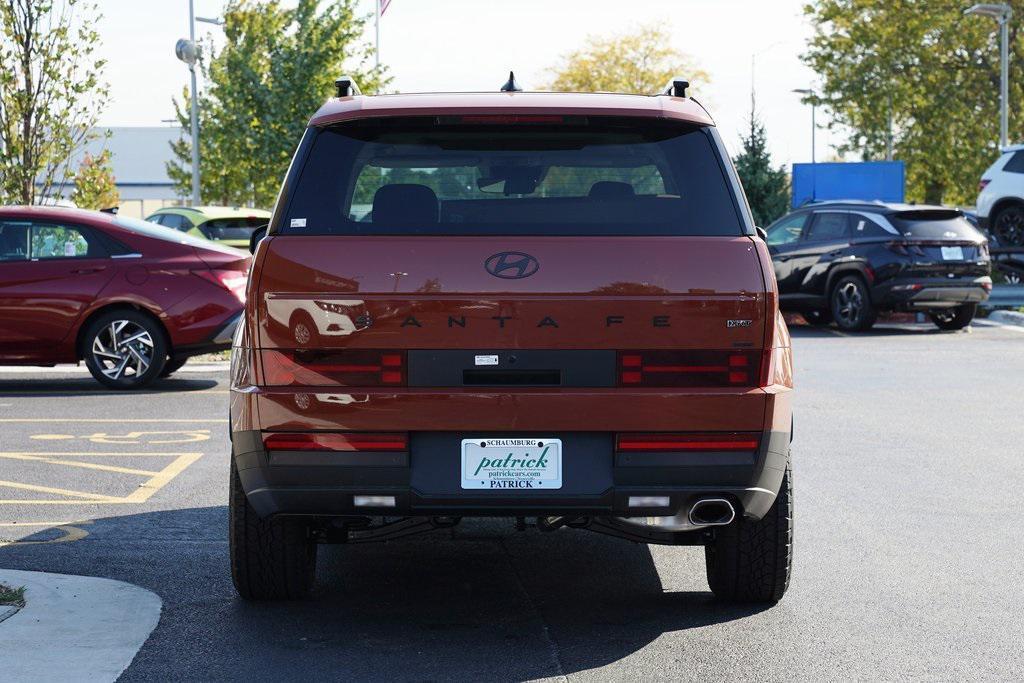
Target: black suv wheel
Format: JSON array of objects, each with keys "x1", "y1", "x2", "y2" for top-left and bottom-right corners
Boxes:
[
  {"x1": 930, "y1": 303, "x2": 977, "y2": 331},
  {"x1": 830, "y1": 275, "x2": 877, "y2": 331},
  {"x1": 82, "y1": 309, "x2": 167, "y2": 389},
  {"x1": 705, "y1": 461, "x2": 793, "y2": 603},
  {"x1": 992, "y1": 203, "x2": 1024, "y2": 247},
  {"x1": 230, "y1": 459, "x2": 317, "y2": 600}
]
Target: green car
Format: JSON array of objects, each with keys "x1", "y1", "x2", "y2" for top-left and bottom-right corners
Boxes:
[{"x1": 144, "y1": 206, "x2": 271, "y2": 249}]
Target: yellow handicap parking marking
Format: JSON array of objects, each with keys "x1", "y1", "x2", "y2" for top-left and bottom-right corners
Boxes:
[
  {"x1": 30, "y1": 430, "x2": 212, "y2": 445},
  {"x1": 0, "y1": 520, "x2": 93, "y2": 546},
  {"x1": 0, "y1": 451, "x2": 202, "y2": 504}
]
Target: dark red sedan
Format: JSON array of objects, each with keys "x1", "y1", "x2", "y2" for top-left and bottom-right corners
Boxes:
[{"x1": 0, "y1": 206, "x2": 250, "y2": 388}]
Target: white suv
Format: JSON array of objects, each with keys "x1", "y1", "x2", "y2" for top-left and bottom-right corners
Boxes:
[{"x1": 977, "y1": 145, "x2": 1024, "y2": 248}]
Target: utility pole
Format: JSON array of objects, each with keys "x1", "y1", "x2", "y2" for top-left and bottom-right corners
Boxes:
[
  {"x1": 375, "y1": 0, "x2": 381, "y2": 70},
  {"x1": 965, "y1": 4, "x2": 1014, "y2": 148},
  {"x1": 187, "y1": 0, "x2": 200, "y2": 205}
]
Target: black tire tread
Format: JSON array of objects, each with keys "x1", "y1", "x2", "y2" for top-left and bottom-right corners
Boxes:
[
  {"x1": 705, "y1": 461, "x2": 793, "y2": 603},
  {"x1": 82, "y1": 309, "x2": 167, "y2": 389},
  {"x1": 830, "y1": 275, "x2": 877, "y2": 332},
  {"x1": 229, "y1": 459, "x2": 316, "y2": 600},
  {"x1": 929, "y1": 303, "x2": 977, "y2": 331}
]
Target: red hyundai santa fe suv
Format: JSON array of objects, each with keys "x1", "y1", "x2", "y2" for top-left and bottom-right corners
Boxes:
[
  {"x1": 0, "y1": 207, "x2": 250, "y2": 388},
  {"x1": 230, "y1": 78, "x2": 794, "y2": 603}
]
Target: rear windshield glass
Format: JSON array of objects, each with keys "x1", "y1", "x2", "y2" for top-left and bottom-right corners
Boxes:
[
  {"x1": 891, "y1": 211, "x2": 984, "y2": 240},
  {"x1": 280, "y1": 116, "x2": 743, "y2": 236}
]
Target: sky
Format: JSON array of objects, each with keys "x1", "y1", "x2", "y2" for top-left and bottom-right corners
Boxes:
[{"x1": 94, "y1": 0, "x2": 833, "y2": 167}]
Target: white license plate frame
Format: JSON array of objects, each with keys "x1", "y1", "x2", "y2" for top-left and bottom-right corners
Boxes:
[{"x1": 460, "y1": 438, "x2": 562, "y2": 490}]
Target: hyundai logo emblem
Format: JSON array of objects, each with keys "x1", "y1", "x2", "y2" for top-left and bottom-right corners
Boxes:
[{"x1": 484, "y1": 251, "x2": 540, "y2": 279}]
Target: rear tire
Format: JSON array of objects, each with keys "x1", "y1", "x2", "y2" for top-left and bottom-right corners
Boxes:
[
  {"x1": 992, "y1": 203, "x2": 1024, "y2": 247},
  {"x1": 830, "y1": 275, "x2": 877, "y2": 331},
  {"x1": 229, "y1": 458, "x2": 317, "y2": 600},
  {"x1": 82, "y1": 309, "x2": 167, "y2": 389},
  {"x1": 705, "y1": 462, "x2": 793, "y2": 603},
  {"x1": 930, "y1": 303, "x2": 977, "y2": 331}
]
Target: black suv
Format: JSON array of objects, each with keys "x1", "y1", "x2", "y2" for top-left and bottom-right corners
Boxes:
[{"x1": 765, "y1": 201, "x2": 991, "y2": 331}]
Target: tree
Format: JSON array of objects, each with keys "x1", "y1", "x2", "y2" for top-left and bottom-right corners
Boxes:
[
  {"x1": 168, "y1": 0, "x2": 389, "y2": 207},
  {"x1": 544, "y1": 24, "x2": 709, "y2": 95},
  {"x1": 803, "y1": 0, "x2": 1024, "y2": 205},
  {"x1": 0, "y1": 0, "x2": 107, "y2": 205},
  {"x1": 70, "y1": 149, "x2": 119, "y2": 209},
  {"x1": 734, "y1": 103, "x2": 789, "y2": 226}
]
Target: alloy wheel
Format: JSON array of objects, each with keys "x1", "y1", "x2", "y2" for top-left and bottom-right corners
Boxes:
[
  {"x1": 91, "y1": 320, "x2": 155, "y2": 381},
  {"x1": 834, "y1": 281, "x2": 863, "y2": 327},
  {"x1": 995, "y1": 208, "x2": 1024, "y2": 247}
]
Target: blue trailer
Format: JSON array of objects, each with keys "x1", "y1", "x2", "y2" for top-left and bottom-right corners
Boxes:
[{"x1": 791, "y1": 161, "x2": 905, "y2": 207}]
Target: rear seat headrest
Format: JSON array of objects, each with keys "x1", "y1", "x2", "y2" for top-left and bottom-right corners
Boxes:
[{"x1": 372, "y1": 184, "x2": 439, "y2": 225}]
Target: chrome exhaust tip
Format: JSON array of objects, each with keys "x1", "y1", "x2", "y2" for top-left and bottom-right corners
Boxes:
[{"x1": 688, "y1": 498, "x2": 736, "y2": 526}]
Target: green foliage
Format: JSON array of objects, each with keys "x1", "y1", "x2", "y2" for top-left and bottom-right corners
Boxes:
[
  {"x1": 169, "y1": 0, "x2": 390, "y2": 207},
  {"x1": 0, "y1": 0, "x2": 108, "y2": 204},
  {"x1": 70, "y1": 148, "x2": 119, "y2": 209},
  {"x1": 803, "y1": 0, "x2": 1024, "y2": 205},
  {"x1": 734, "y1": 105, "x2": 789, "y2": 226},
  {"x1": 544, "y1": 24, "x2": 709, "y2": 95}
]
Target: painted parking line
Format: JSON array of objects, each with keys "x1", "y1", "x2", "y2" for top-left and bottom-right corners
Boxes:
[
  {"x1": 0, "y1": 451, "x2": 202, "y2": 505},
  {"x1": 0, "y1": 520, "x2": 93, "y2": 547}
]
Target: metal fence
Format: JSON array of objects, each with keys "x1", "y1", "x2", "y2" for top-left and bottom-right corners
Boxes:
[{"x1": 982, "y1": 284, "x2": 1024, "y2": 309}]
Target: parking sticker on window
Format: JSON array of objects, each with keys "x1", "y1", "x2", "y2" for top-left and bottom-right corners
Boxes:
[{"x1": 290, "y1": 218, "x2": 307, "y2": 228}]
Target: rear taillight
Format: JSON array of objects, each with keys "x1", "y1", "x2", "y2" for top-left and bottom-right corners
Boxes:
[
  {"x1": 261, "y1": 349, "x2": 406, "y2": 386},
  {"x1": 979, "y1": 179, "x2": 991, "y2": 192},
  {"x1": 193, "y1": 268, "x2": 248, "y2": 303},
  {"x1": 263, "y1": 432, "x2": 408, "y2": 451},
  {"x1": 616, "y1": 433, "x2": 760, "y2": 452},
  {"x1": 617, "y1": 350, "x2": 760, "y2": 388}
]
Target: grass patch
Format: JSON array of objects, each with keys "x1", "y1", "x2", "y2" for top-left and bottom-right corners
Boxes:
[{"x1": 0, "y1": 583, "x2": 25, "y2": 608}]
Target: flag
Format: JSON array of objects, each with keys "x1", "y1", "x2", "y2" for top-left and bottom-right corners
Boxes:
[{"x1": 380, "y1": 0, "x2": 392, "y2": 14}]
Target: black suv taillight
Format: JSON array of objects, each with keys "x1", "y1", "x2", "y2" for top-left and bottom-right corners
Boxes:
[
  {"x1": 617, "y1": 350, "x2": 760, "y2": 388},
  {"x1": 261, "y1": 349, "x2": 406, "y2": 386}
]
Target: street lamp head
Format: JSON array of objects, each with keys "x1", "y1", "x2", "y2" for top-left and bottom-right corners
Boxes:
[
  {"x1": 175, "y1": 38, "x2": 199, "y2": 66},
  {"x1": 964, "y1": 3, "x2": 1012, "y2": 21},
  {"x1": 792, "y1": 88, "x2": 814, "y2": 95}
]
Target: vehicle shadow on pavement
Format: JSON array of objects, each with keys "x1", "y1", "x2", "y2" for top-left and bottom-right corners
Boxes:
[
  {"x1": 788, "y1": 323, "x2": 963, "y2": 339},
  {"x1": 0, "y1": 377, "x2": 220, "y2": 396},
  {"x1": 0, "y1": 509, "x2": 771, "y2": 680}
]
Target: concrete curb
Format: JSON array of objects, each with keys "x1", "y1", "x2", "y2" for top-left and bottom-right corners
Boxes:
[
  {"x1": 0, "y1": 569, "x2": 162, "y2": 682},
  {"x1": 988, "y1": 310, "x2": 1024, "y2": 327}
]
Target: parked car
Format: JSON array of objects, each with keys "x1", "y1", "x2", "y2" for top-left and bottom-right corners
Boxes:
[
  {"x1": 962, "y1": 208, "x2": 1023, "y2": 284},
  {"x1": 144, "y1": 206, "x2": 271, "y2": 249},
  {"x1": 977, "y1": 145, "x2": 1024, "y2": 248},
  {"x1": 228, "y1": 79, "x2": 794, "y2": 604},
  {"x1": 764, "y1": 201, "x2": 991, "y2": 331},
  {"x1": 0, "y1": 206, "x2": 250, "y2": 388}
]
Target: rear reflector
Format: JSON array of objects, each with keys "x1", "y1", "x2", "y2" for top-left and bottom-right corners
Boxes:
[
  {"x1": 261, "y1": 349, "x2": 406, "y2": 386},
  {"x1": 617, "y1": 350, "x2": 760, "y2": 387},
  {"x1": 263, "y1": 432, "x2": 408, "y2": 451},
  {"x1": 616, "y1": 433, "x2": 760, "y2": 452}
]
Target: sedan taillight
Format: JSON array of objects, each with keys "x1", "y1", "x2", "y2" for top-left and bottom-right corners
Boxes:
[
  {"x1": 261, "y1": 349, "x2": 406, "y2": 387},
  {"x1": 193, "y1": 268, "x2": 248, "y2": 303},
  {"x1": 617, "y1": 350, "x2": 760, "y2": 388}
]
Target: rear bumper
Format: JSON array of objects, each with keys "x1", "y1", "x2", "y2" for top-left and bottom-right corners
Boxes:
[
  {"x1": 231, "y1": 427, "x2": 791, "y2": 522},
  {"x1": 173, "y1": 311, "x2": 241, "y2": 357},
  {"x1": 875, "y1": 276, "x2": 991, "y2": 310}
]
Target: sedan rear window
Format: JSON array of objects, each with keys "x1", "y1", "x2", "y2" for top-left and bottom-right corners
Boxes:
[{"x1": 280, "y1": 116, "x2": 744, "y2": 236}]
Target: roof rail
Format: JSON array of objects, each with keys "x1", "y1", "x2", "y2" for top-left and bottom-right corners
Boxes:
[
  {"x1": 334, "y1": 76, "x2": 361, "y2": 98},
  {"x1": 660, "y1": 76, "x2": 689, "y2": 98}
]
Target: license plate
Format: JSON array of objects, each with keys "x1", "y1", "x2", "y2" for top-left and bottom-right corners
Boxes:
[
  {"x1": 460, "y1": 438, "x2": 562, "y2": 490},
  {"x1": 941, "y1": 246, "x2": 964, "y2": 260}
]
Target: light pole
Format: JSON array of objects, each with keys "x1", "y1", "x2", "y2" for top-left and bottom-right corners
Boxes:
[
  {"x1": 174, "y1": 0, "x2": 202, "y2": 206},
  {"x1": 965, "y1": 3, "x2": 1013, "y2": 148}
]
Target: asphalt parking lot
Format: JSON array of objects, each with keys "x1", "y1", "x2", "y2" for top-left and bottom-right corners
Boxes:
[{"x1": 1, "y1": 320, "x2": 1023, "y2": 681}]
